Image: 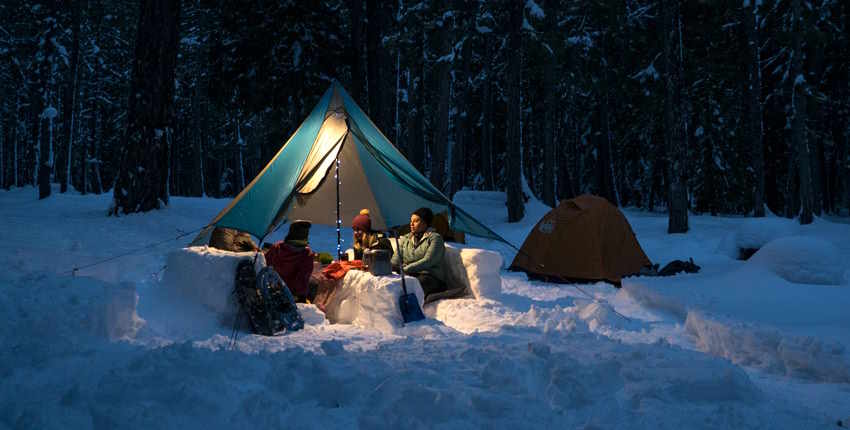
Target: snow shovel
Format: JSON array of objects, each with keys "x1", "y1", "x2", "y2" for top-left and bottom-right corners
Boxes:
[{"x1": 389, "y1": 231, "x2": 425, "y2": 324}]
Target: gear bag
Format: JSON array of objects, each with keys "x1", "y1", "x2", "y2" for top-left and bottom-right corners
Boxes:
[{"x1": 233, "y1": 260, "x2": 304, "y2": 336}]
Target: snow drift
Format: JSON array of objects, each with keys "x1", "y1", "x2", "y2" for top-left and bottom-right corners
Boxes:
[
  {"x1": 746, "y1": 236, "x2": 847, "y2": 285},
  {"x1": 686, "y1": 311, "x2": 850, "y2": 383}
]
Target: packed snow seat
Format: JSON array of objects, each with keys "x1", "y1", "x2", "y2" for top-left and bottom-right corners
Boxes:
[
  {"x1": 162, "y1": 246, "x2": 265, "y2": 316},
  {"x1": 443, "y1": 244, "x2": 502, "y2": 300},
  {"x1": 326, "y1": 270, "x2": 425, "y2": 332},
  {"x1": 388, "y1": 240, "x2": 503, "y2": 302}
]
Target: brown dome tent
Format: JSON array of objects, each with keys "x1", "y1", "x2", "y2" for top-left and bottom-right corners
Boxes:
[{"x1": 510, "y1": 195, "x2": 651, "y2": 285}]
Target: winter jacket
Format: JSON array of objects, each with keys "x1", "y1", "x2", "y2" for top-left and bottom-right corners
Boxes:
[
  {"x1": 353, "y1": 231, "x2": 393, "y2": 260},
  {"x1": 390, "y1": 228, "x2": 446, "y2": 281},
  {"x1": 264, "y1": 242, "x2": 314, "y2": 298}
]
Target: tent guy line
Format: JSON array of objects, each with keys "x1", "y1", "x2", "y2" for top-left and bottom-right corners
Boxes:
[{"x1": 64, "y1": 226, "x2": 206, "y2": 277}]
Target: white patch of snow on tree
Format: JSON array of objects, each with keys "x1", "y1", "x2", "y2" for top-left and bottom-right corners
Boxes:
[
  {"x1": 41, "y1": 106, "x2": 59, "y2": 119},
  {"x1": 525, "y1": 0, "x2": 545, "y2": 18},
  {"x1": 292, "y1": 40, "x2": 302, "y2": 67}
]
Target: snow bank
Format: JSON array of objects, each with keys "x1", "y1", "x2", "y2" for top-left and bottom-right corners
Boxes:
[
  {"x1": 747, "y1": 236, "x2": 847, "y2": 285},
  {"x1": 329, "y1": 270, "x2": 424, "y2": 333},
  {"x1": 685, "y1": 311, "x2": 850, "y2": 383},
  {"x1": 717, "y1": 217, "x2": 796, "y2": 258},
  {"x1": 0, "y1": 273, "x2": 143, "y2": 368},
  {"x1": 577, "y1": 301, "x2": 641, "y2": 332},
  {"x1": 161, "y1": 246, "x2": 266, "y2": 316},
  {"x1": 620, "y1": 281, "x2": 688, "y2": 320}
]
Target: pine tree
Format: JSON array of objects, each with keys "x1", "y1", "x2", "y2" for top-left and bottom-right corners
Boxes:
[{"x1": 110, "y1": 0, "x2": 181, "y2": 215}]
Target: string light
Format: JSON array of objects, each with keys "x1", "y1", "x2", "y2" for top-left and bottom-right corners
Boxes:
[{"x1": 335, "y1": 156, "x2": 342, "y2": 259}]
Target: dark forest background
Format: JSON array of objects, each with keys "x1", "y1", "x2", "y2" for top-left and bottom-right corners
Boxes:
[{"x1": 1, "y1": 0, "x2": 848, "y2": 230}]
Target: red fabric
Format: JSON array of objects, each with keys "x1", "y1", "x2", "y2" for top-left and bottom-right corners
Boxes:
[
  {"x1": 264, "y1": 242, "x2": 314, "y2": 297},
  {"x1": 321, "y1": 260, "x2": 364, "y2": 280}
]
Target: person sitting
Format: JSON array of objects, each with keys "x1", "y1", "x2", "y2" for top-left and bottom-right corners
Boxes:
[
  {"x1": 390, "y1": 207, "x2": 448, "y2": 303},
  {"x1": 264, "y1": 220, "x2": 315, "y2": 302},
  {"x1": 351, "y1": 209, "x2": 393, "y2": 260}
]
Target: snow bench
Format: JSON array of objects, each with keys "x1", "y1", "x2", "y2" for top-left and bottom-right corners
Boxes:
[{"x1": 161, "y1": 243, "x2": 503, "y2": 331}]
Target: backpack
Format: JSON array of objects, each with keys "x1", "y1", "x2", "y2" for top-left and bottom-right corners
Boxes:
[
  {"x1": 657, "y1": 258, "x2": 701, "y2": 277},
  {"x1": 233, "y1": 260, "x2": 304, "y2": 336}
]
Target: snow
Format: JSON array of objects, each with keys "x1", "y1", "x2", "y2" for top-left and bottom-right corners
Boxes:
[
  {"x1": 326, "y1": 270, "x2": 424, "y2": 332},
  {"x1": 162, "y1": 246, "x2": 266, "y2": 316},
  {"x1": 445, "y1": 244, "x2": 503, "y2": 299},
  {"x1": 2, "y1": 185, "x2": 850, "y2": 428},
  {"x1": 747, "y1": 236, "x2": 847, "y2": 285},
  {"x1": 41, "y1": 106, "x2": 59, "y2": 119},
  {"x1": 525, "y1": 0, "x2": 545, "y2": 19}
]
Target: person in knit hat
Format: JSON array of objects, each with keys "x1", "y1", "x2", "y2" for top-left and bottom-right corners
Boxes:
[{"x1": 351, "y1": 209, "x2": 392, "y2": 260}]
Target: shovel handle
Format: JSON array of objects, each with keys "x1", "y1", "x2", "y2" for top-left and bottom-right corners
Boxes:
[{"x1": 388, "y1": 230, "x2": 408, "y2": 296}]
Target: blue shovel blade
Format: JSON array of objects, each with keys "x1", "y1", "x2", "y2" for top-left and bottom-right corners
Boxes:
[{"x1": 399, "y1": 293, "x2": 425, "y2": 323}]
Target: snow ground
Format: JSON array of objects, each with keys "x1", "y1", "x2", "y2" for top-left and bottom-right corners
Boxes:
[{"x1": 2, "y1": 185, "x2": 849, "y2": 429}]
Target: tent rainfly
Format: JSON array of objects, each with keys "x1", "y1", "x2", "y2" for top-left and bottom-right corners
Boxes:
[
  {"x1": 192, "y1": 81, "x2": 507, "y2": 249},
  {"x1": 510, "y1": 194, "x2": 651, "y2": 285}
]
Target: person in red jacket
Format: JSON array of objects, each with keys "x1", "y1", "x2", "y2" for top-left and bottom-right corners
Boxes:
[{"x1": 264, "y1": 220, "x2": 315, "y2": 302}]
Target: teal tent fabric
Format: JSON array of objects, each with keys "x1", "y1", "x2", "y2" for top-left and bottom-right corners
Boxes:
[
  {"x1": 211, "y1": 86, "x2": 333, "y2": 238},
  {"x1": 202, "y1": 81, "x2": 508, "y2": 245}
]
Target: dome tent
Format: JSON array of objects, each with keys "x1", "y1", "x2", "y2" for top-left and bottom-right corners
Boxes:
[{"x1": 510, "y1": 195, "x2": 651, "y2": 285}]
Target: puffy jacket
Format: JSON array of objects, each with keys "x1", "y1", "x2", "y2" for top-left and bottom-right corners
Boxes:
[
  {"x1": 264, "y1": 242, "x2": 313, "y2": 298},
  {"x1": 391, "y1": 228, "x2": 445, "y2": 281}
]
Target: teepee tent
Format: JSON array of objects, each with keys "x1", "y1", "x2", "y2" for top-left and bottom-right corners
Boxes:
[
  {"x1": 510, "y1": 195, "x2": 651, "y2": 285},
  {"x1": 193, "y1": 82, "x2": 506, "y2": 249}
]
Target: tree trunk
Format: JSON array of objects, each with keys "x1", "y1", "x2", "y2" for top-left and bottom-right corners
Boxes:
[
  {"x1": 0, "y1": 113, "x2": 4, "y2": 189},
  {"x1": 407, "y1": 26, "x2": 425, "y2": 173},
  {"x1": 366, "y1": 0, "x2": 382, "y2": 122},
  {"x1": 481, "y1": 60, "x2": 494, "y2": 190},
  {"x1": 110, "y1": 0, "x2": 181, "y2": 215},
  {"x1": 60, "y1": 0, "x2": 81, "y2": 194},
  {"x1": 595, "y1": 89, "x2": 617, "y2": 205},
  {"x1": 745, "y1": 2, "x2": 765, "y2": 217},
  {"x1": 34, "y1": 92, "x2": 48, "y2": 198},
  {"x1": 349, "y1": 0, "x2": 364, "y2": 104},
  {"x1": 430, "y1": 2, "x2": 451, "y2": 193},
  {"x1": 506, "y1": 0, "x2": 524, "y2": 222},
  {"x1": 663, "y1": 0, "x2": 688, "y2": 233},
  {"x1": 809, "y1": 35, "x2": 826, "y2": 216},
  {"x1": 13, "y1": 95, "x2": 20, "y2": 188},
  {"x1": 791, "y1": 0, "x2": 813, "y2": 225},
  {"x1": 557, "y1": 110, "x2": 576, "y2": 201},
  {"x1": 450, "y1": 9, "x2": 471, "y2": 197},
  {"x1": 379, "y1": 2, "x2": 395, "y2": 137},
  {"x1": 541, "y1": 0, "x2": 557, "y2": 207}
]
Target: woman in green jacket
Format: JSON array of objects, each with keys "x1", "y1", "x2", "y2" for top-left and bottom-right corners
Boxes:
[{"x1": 391, "y1": 207, "x2": 448, "y2": 301}]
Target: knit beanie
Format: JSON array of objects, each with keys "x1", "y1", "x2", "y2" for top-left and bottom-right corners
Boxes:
[{"x1": 352, "y1": 209, "x2": 372, "y2": 232}]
